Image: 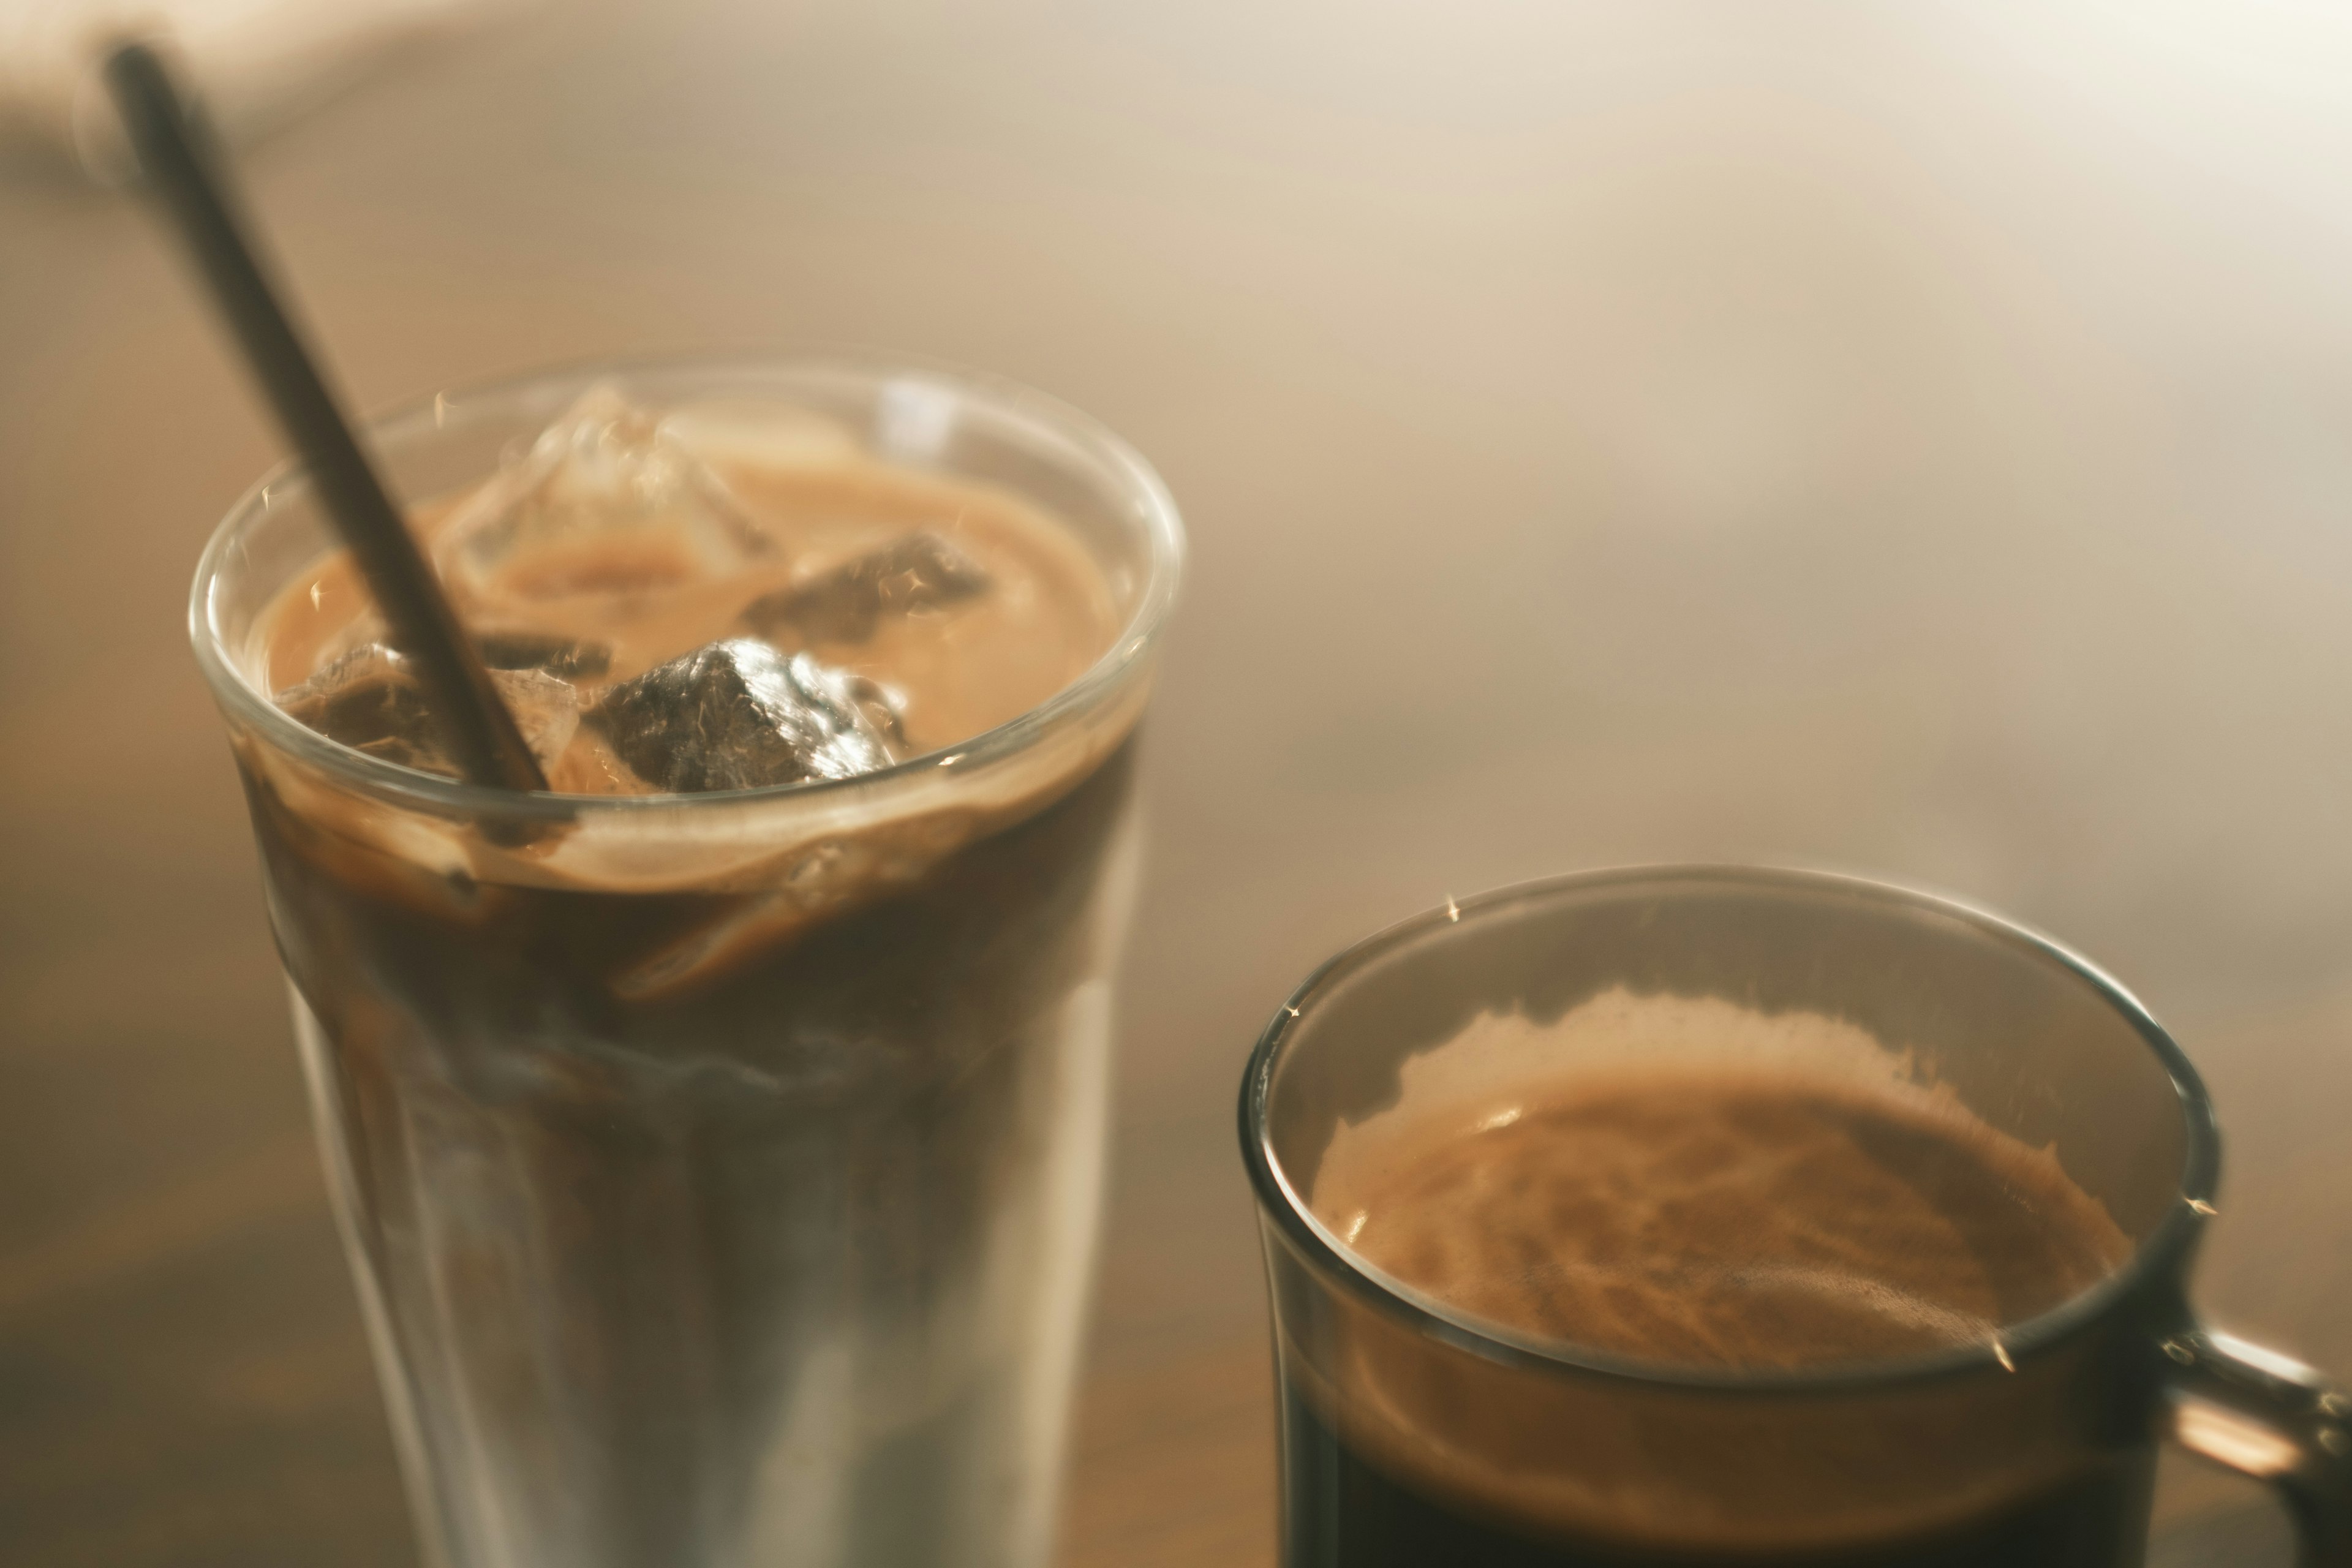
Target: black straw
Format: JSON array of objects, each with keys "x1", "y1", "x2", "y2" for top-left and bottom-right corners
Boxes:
[{"x1": 105, "y1": 40, "x2": 548, "y2": 794}]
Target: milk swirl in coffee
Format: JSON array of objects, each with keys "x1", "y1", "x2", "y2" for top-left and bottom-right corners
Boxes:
[
  {"x1": 1314, "y1": 1067, "x2": 2125, "y2": 1371},
  {"x1": 1284, "y1": 992, "x2": 2138, "y2": 1566}
]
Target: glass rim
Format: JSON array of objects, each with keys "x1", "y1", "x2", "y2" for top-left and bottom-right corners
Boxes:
[
  {"x1": 187, "y1": 347, "x2": 1187, "y2": 821},
  {"x1": 1238, "y1": 862, "x2": 2220, "y2": 1396}
]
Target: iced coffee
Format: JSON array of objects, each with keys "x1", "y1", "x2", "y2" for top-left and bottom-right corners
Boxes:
[{"x1": 193, "y1": 361, "x2": 1183, "y2": 1568}]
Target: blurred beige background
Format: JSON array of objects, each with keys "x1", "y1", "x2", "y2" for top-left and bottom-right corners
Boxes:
[{"x1": 7, "y1": 1, "x2": 2352, "y2": 1562}]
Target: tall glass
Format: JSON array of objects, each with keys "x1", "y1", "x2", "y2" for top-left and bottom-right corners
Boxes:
[
  {"x1": 1243, "y1": 867, "x2": 2352, "y2": 1566},
  {"x1": 192, "y1": 355, "x2": 1184, "y2": 1568}
]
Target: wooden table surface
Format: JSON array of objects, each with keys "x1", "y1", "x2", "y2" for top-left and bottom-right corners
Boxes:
[{"x1": 6, "y1": 4, "x2": 2352, "y2": 1562}]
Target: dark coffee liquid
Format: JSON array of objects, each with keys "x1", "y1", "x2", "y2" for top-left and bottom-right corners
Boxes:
[
  {"x1": 1288, "y1": 1054, "x2": 2139, "y2": 1565},
  {"x1": 241, "y1": 725, "x2": 1139, "y2": 1561},
  {"x1": 1278, "y1": 1383, "x2": 2154, "y2": 1567}
]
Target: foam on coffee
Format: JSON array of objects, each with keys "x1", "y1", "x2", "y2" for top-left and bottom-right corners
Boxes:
[
  {"x1": 1310, "y1": 990, "x2": 2130, "y2": 1370},
  {"x1": 1281, "y1": 990, "x2": 2142, "y2": 1555}
]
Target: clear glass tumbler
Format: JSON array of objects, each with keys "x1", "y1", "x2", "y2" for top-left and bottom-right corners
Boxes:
[{"x1": 192, "y1": 355, "x2": 1185, "y2": 1568}]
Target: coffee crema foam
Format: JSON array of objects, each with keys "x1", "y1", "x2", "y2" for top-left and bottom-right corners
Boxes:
[{"x1": 1310, "y1": 991, "x2": 2130, "y2": 1370}]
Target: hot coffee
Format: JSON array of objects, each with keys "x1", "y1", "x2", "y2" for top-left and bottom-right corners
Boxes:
[
  {"x1": 1312, "y1": 1068, "x2": 2128, "y2": 1371},
  {"x1": 1251, "y1": 875, "x2": 2352, "y2": 1568},
  {"x1": 1278, "y1": 990, "x2": 2144, "y2": 1567}
]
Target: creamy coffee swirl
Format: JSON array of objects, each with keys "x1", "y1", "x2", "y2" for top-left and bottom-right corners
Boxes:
[{"x1": 1310, "y1": 995, "x2": 2129, "y2": 1370}]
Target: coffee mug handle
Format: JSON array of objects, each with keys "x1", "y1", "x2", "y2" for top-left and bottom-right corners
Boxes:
[{"x1": 2160, "y1": 1327, "x2": 2352, "y2": 1563}]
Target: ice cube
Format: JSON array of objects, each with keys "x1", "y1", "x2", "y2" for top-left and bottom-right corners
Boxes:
[
  {"x1": 277, "y1": 644, "x2": 581, "y2": 778},
  {"x1": 475, "y1": 628, "x2": 613, "y2": 680},
  {"x1": 740, "y1": 532, "x2": 988, "y2": 645},
  {"x1": 589, "y1": 639, "x2": 904, "y2": 794},
  {"x1": 435, "y1": 383, "x2": 776, "y2": 608}
]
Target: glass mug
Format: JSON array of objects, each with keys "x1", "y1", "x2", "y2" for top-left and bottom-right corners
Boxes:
[{"x1": 1242, "y1": 867, "x2": 2352, "y2": 1566}]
